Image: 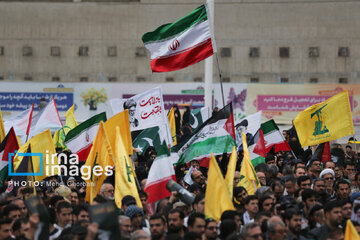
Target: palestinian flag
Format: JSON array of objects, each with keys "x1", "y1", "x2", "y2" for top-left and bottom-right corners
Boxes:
[
  {"x1": 311, "y1": 142, "x2": 331, "y2": 163},
  {"x1": 142, "y1": 4, "x2": 216, "y2": 72},
  {"x1": 248, "y1": 129, "x2": 267, "y2": 167},
  {"x1": 173, "y1": 103, "x2": 236, "y2": 165},
  {"x1": 145, "y1": 143, "x2": 176, "y2": 214},
  {"x1": 0, "y1": 128, "x2": 19, "y2": 187},
  {"x1": 261, "y1": 119, "x2": 291, "y2": 153},
  {"x1": 64, "y1": 112, "x2": 106, "y2": 162}
]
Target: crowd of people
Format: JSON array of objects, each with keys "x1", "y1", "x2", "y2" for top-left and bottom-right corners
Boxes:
[{"x1": 0, "y1": 106, "x2": 360, "y2": 240}]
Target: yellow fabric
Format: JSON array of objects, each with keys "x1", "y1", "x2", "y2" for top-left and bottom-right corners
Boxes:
[
  {"x1": 84, "y1": 122, "x2": 114, "y2": 204},
  {"x1": 168, "y1": 107, "x2": 177, "y2": 146},
  {"x1": 294, "y1": 91, "x2": 354, "y2": 147},
  {"x1": 13, "y1": 129, "x2": 59, "y2": 182},
  {"x1": 344, "y1": 219, "x2": 360, "y2": 240},
  {"x1": 224, "y1": 146, "x2": 237, "y2": 198},
  {"x1": 238, "y1": 132, "x2": 261, "y2": 195},
  {"x1": 114, "y1": 126, "x2": 142, "y2": 209},
  {"x1": 53, "y1": 104, "x2": 78, "y2": 149},
  {"x1": 104, "y1": 110, "x2": 133, "y2": 156},
  {"x1": 205, "y1": 153, "x2": 235, "y2": 222},
  {"x1": 0, "y1": 107, "x2": 5, "y2": 143}
]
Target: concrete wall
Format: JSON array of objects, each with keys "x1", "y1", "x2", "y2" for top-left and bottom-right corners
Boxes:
[{"x1": 0, "y1": 0, "x2": 359, "y2": 83}]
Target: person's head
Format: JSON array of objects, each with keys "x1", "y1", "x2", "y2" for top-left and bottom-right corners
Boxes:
[
  {"x1": 310, "y1": 159, "x2": 322, "y2": 173},
  {"x1": 139, "y1": 191, "x2": 148, "y2": 213},
  {"x1": 294, "y1": 167, "x2": 306, "y2": 178},
  {"x1": 3, "y1": 204, "x2": 21, "y2": 223},
  {"x1": 123, "y1": 99, "x2": 137, "y2": 123},
  {"x1": 297, "y1": 175, "x2": 311, "y2": 190},
  {"x1": 70, "y1": 189, "x2": 79, "y2": 206},
  {"x1": 167, "y1": 208, "x2": 184, "y2": 233},
  {"x1": 324, "y1": 200, "x2": 343, "y2": 228},
  {"x1": 72, "y1": 204, "x2": 89, "y2": 223},
  {"x1": 335, "y1": 180, "x2": 351, "y2": 200},
  {"x1": 122, "y1": 195, "x2": 137, "y2": 212},
  {"x1": 355, "y1": 172, "x2": 360, "y2": 188},
  {"x1": 149, "y1": 214, "x2": 167, "y2": 240},
  {"x1": 192, "y1": 193, "x2": 205, "y2": 214},
  {"x1": 302, "y1": 189, "x2": 317, "y2": 211},
  {"x1": 254, "y1": 211, "x2": 271, "y2": 227},
  {"x1": 221, "y1": 210, "x2": 242, "y2": 233},
  {"x1": 257, "y1": 172, "x2": 266, "y2": 186},
  {"x1": 334, "y1": 164, "x2": 343, "y2": 179},
  {"x1": 233, "y1": 187, "x2": 248, "y2": 204},
  {"x1": 308, "y1": 204, "x2": 324, "y2": 228},
  {"x1": 265, "y1": 154, "x2": 276, "y2": 166},
  {"x1": 119, "y1": 215, "x2": 133, "y2": 238},
  {"x1": 283, "y1": 208, "x2": 302, "y2": 236},
  {"x1": 204, "y1": 218, "x2": 218, "y2": 240},
  {"x1": 189, "y1": 160, "x2": 200, "y2": 170},
  {"x1": 233, "y1": 171, "x2": 240, "y2": 186},
  {"x1": 259, "y1": 195, "x2": 273, "y2": 214},
  {"x1": 244, "y1": 195, "x2": 259, "y2": 216},
  {"x1": 187, "y1": 213, "x2": 206, "y2": 235},
  {"x1": 191, "y1": 170, "x2": 205, "y2": 185},
  {"x1": 56, "y1": 201, "x2": 72, "y2": 228},
  {"x1": 320, "y1": 169, "x2": 335, "y2": 188},
  {"x1": 12, "y1": 218, "x2": 31, "y2": 239},
  {"x1": 270, "y1": 181, "x2": 284, "y2": 201},
  {"x1": 236, "y1": 119, "x2": 249, "y2": 133},
  {"x1": 267, "y1": 221, "x2": 287, "y2": 240},
  {"x1": 240, "y1": 222, "x2": 263, "y2": 240},
  {"x1": 340, "y1": 199, "x2": 352, "y2": 220},
  {"x1": 11, "y1": 199, "x2": 28, "y2": 218},
  {"x1": 344, "y1": 163, "x2": 355, "y2": 178},
  {"x1": 324, "y1": 161, "x2": 335, "y2": 171},
  {"x1": 130, "y1": 229, "x2": 150, "y2": 240},
  {"x1": 125, "y1": 205, "x2": 144, "y2": 230},
  {"x1": 100, "y1": 183, "x2": 114, "y2": 201},
  {"x1": 0, "y1": 218, "x2": 12, "y2": 240},
  {"x1": 284, "y1": 176, "x2": 297, "y2": 197},
  {"x1": 219, "y1": 219, "x2": 237, "y2": 240},
  {"x1": 312, "y1": 178, "x2": 326, "y2": 194}
]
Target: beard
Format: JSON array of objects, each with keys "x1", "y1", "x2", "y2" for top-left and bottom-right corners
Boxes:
[{"x1": 168, "y1": 225, "x2": 182, "y2": 234}]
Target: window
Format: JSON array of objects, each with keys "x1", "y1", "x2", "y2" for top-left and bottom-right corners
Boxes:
[
  {"x1": 222, "y1": 77, "x2": 230, "y2": 82},
  {"x1": 220, "y1": 48, "x2": 231, "y2": 57},
  {"x1": 309, "y1": 47, "x2": 319, "y2": 58},
  {"x1": 194, "y1": 77, "x2": 202, "y2": 82},
  {"x1": 135, "y1": 47, "x2": 146, "y2": 57},
  {"x1": 23, "y1": 46, "x2": 32, "y2": 56},
  {"x1": 279, "y1": 47, "x2": 290, "y2": 58},
  {"x1": 51, "y1": 46, "x2": 61, "y2": 57},
  {"x1": 24, "y1": 75, "x2": 32, "y2": 81},
  {"x1": 249, "y1": 47, "x2": 260, "y2": 58},
  {"x1": 80, "y1": 77, "x2": 88, "y2": 82},
  {"x1": 79, "y1": 46, "x2": 89, "y2": 56},
  {"x1": 52, "y1": 76, "x2": 60, "y2": 82},
  {"x1": 108, "y1": 77, "x2": 117, "y2": 82},
  {"x1": 250, "y1": 77, "x2": 259, "y2": 83},
  {"x1": 338, "y1": 47, "x2": 349, "y2": 57},
  {"x1": 0, "y1": 46, "x2": 4, "y2": 56},
  {"x1": 166, "y1": 77, "x2": 174, "y2": 82},
  {"x1": 280, "y1": 78, "x2": 289, "y2": 83},
  {"x1": 108, "y1": 46, "x2": 117, "y2": 57},
  {"x1": 136, "y1": 76, "x2": 146, "y2": 82},
  {"x1": 339, "y1": 78, "x2": 348, "y2": 84},
  {"x1": 309, "y1": 78, "x2": 318, "y2": 83}
]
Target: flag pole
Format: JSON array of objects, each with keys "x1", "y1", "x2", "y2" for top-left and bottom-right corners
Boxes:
[
  {"x1": 215, "y1": 53, "x2": 225, "y2": 107},
  {"x1": 252, "y1": 180, "x2": 257, "y2": 191},
  {"x1": 204, "y1": 0, "x2": 214, "y2": 110}
]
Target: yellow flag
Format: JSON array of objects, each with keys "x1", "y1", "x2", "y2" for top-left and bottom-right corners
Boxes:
[
  {"x1": 238, "y1": 132, "x2": 261, "y2": 195},
  {"x1": 114, "y1": 126, "x2": 142, "y2": 209},
  {"x1": 53, "y1": 105, "x2": 78, "y2": 149},
  {"x1": 84, "y1": 121, "x2": 114, "y2": 204},
  {"x1": 205, "y1": 153, "x2": 235, "y2": 222},
  {"x1": 168, "y1": 107, "x2": 177, "y2": 146},
  {"x1": 294, "y1": 91, "x2": 354, "y2": 147},
  {"x1": 0, "y1": 107, "x2": 5, "y2": 143},
  {"x1": 224, "y1": 146, "x2": 237, "y2": 198},
  {"x1": 345, "y1": 219, "x2": 360, "y2": 240},
  {"x1": 13, "y1": 129, "x2": 60, "y2": 182},
  {"x1": 104, "y1": 110, "x2": 133, "y2": 156}
]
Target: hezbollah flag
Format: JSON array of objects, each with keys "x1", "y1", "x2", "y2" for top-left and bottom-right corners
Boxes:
[
  {"x1": 84, "y1": 121, "x2": 114, "y2": 204},
  {"x1": 0, "y1": 107, "x2": 5, "y2": 143},
  {"x1": 168, "y1": 107, "x2": 177, "y2": 146},
  {"x1": 114, "y1": 126, "x2": 141, "y2": 209},
  {"x1": 344, "y1": 219, "x2": 360, "y2": 240},
  {"x1": 238, "y1": 132, "x2": 261, "y2": 195},
  {"x1": 13, "y1": 129, "x2": 60, "y2": 182},
  {"x1": 53, "y1": 105, "x2": 78, "y2": 149},
  {"x1": 294, "y1": 91, "x2": 354, "y2": 147},
  {"x1": 104, "y1": 110, "x2": 133, "y2": 155},
  {"x1": 224, "y1": 146, "x2": 237, "y2": 197},
  {"x1": 205, "y1": 153, "x2": 235, "y2": 222}
]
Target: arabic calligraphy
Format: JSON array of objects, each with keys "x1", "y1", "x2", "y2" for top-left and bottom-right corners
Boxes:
[{"x1": 140, "y1": 106, "x2": 162, "y2": 119}]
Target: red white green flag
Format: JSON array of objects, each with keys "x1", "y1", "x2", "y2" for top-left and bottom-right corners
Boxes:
[
  {"x1": 261, "y1": 119, "x2": 291, "y2": 153},
  {"x1": 142, "y1": 4, "x2": 216, "y2": 72}
]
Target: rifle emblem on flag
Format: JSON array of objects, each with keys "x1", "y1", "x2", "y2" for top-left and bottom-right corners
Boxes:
[{"x1": 311, "y1": 104, "x2": 329, "y2": 136}]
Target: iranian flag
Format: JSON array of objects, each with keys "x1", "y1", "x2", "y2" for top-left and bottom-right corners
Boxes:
[
  {"x1": 173, "y1": 103, "x2": 236, "y2": 166},
  {"x1": 145, "y1": 143, "x2": 176, "y2": 214},
  {"x1": 261, "y1": 119, "x2": 291, "y2": 153},
  {"x1": 142, "y1": 4, "x2": 216, "y2": 72},
  {"x1": 64, "y1": 112, "x2": 107, "y2": 162},
  {"x1": 0, "y1": 128, "x2": 19, "y2": 187}
]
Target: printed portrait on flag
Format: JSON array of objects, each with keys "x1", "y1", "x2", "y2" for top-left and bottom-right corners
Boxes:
[{"x1": 123, "y1": 99, "x2": 139, "y2": 128}]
